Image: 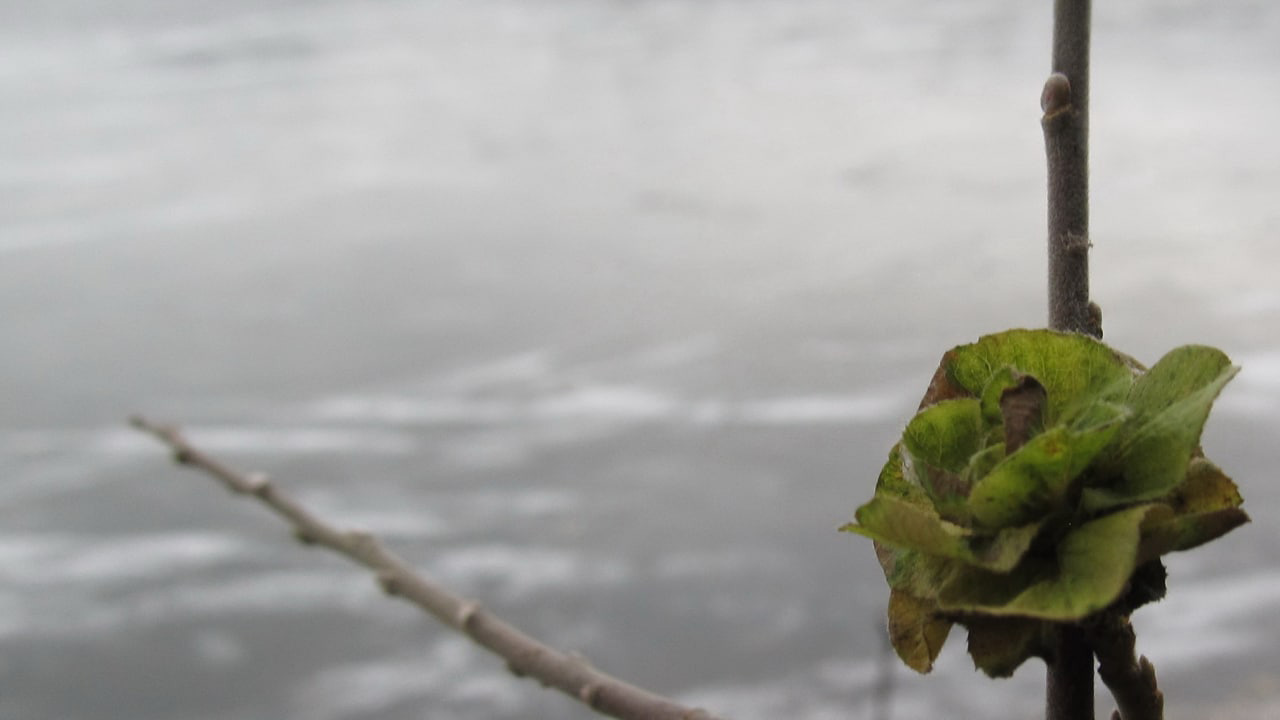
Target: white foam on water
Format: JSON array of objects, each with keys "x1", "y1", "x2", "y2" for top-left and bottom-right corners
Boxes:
[
  {"x1": 430, "y1": 544, "x2": 631, "y2": 601},
  {"x1": 291, "y1": 638, "x2": 524, "y2": 720},
  {"x1": 163, "y1": 425, "x2": 420, "y2": 455},
  {"x1": 536, "y1": 384, "x2": 682, "y2": 421},
  {"x1": 309, "y1": 385, "x2": 906, "y2": 427},
  {"x1": 421, "y1": 350, "x2": 555, "y2": 393},
  {"x1": 309, "y1": 396, "x2": 517, "y2": 424},
  {"x1": 0, "y1": 532, "x2": 243, "y2": 586},
  {"x1": 2, "y1": 424, "x2": 418, "y2": 460},
  {"x1": 0, "y1": 567, "x2": 387, "y2": 641},
  {"x1": 734, "y1": 393, "x2": 906, "y2": 425},
  {"x1": 653, "y1": 548, "x2": 792, "y2": 581},
  {"x1": 191, "y1": 628, "x2": 247, "y2": 668},
  {"x1": 458, "y1": 487, "x2": 580, "y2": 520}
]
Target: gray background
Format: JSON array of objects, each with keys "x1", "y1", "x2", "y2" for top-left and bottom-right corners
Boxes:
[{"x1": 2, "y1": 1, "x2": 1277, "y2": 718}]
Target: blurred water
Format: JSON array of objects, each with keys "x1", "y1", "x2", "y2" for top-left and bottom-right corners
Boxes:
[{"x1": 1, "y1": 1, "x2": 1278, "y2": 719}]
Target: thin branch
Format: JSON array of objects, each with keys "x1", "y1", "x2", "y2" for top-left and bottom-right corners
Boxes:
[
  {"x1": 1046, "y1": 622, "x2": 1095, "y2": 720},
  {"x1": 1043, "y1": 0, "x2": 1098, "y2": 339},
  {"x1": 1044, "y1": 2, "x2": 1098, "y2": 719},
  {"x1": 1087, "y1": 614, "x2": 1165, "y2": 720},
  {"x1": 129, "y1": 415, "x2": 723, "y2": 720}
]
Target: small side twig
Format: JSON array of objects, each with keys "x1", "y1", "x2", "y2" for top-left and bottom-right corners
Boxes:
[
  {"x1": 129, "y1": 415, "x2": 722, "y2": 720},
  {"x1": 1086, "y1": 614, "x2": 1164, "y2": 720}
]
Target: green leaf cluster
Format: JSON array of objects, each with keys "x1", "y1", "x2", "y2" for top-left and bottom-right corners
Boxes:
[{"x1": 841, "y1": 329, "x2": 1247, "y2": 677}]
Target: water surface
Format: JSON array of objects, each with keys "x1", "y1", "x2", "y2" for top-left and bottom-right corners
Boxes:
[{"x1": 2, "y1": 1, "x2": 1278, "y2": 718}]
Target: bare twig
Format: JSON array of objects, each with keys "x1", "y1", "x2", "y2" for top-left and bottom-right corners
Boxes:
[
  {"x1": 1043, "y1": 2, "x2": 1099, "y2": 719},
  {"x1": 1087, "y1": 615, "x2": 1165, "y2": 720},
  {"x1": 1046, "y1": 623, "x2": 1095, "y2": 720},
  {"x1": 129, "y1": 415, "x2": 723, "y2": 720},
  {"x1": 1043, "y1": 0, "x2": 1098, "y2": 339}
]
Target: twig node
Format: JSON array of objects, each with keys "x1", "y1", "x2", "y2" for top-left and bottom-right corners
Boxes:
[
  {"x1": 578, "y1": 682, "x2": 601, "y2": 706},
  {"x1": 376, "y1": 571, "x2": 400, "y2": 595},
  {"x1": 456, "y1": 601, "x2": 480, "y2": 630},
  {"x1": 244, "y1": 472, "x2": 271, "y2": 496}
]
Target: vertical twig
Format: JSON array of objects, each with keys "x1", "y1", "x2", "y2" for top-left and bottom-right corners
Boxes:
[
  {"x1": 1047, "y1": 626, "x2": 1096, "y2": 720},
  {"x1": 1043, "y1": 0, "x2": 1098, "y2": 338},
  {"x1": 1043, "y1": 1, "x2": 1097, "y2": 719}
]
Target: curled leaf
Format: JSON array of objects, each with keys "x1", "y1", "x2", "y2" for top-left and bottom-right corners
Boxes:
[
  {"x1": 965, "y1": 615, "x2": 1050, "y2": 678},
  {"x1": 846, "y1": 494, "x2": 1042, "y2": 573},
  {"x1": 1138, "y1": 458, "x2": 1250, "y2": 560},
  {"x1": 968, "y1": 404, "x2": 1127, "y2": 530},
  {"x1": 903, "y1": 398, "x2": 985, "y2": 474},
  {"x1": 887, "y1": 589, "x2": 952, "y2": 673},
  {"x1": 946, "y1": 329, "x2": 1139, "y2": 421},
  {"x1": 845, "y1": 330, "x2": 1246, "y2": 676},
  {"x1": 937, "y1": 505, "x2": 1168, "y2": 621}
]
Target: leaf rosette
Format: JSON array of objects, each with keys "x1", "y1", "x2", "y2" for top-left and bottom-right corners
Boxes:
[{"x1": 841, "y1": 329, "x2": 1248, "y2": 677}]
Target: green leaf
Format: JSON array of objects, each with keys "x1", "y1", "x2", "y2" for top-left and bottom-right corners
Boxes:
[
  {"x1": 967, "y1": 405, "x2": 1127, "y2": 529},
  {"x1": 903, "y1": 398, "x2": 985, "y2": 474},
  {"x1": 845, "y1": 494, "x2": 1042, "y2": 573},
  {"x1": 846, "y1": 495, "x2": 971, "y2": 559},
  {"x1": 936, "y1": 505, "x2": 1162, "y2": 621},
  {"x1": 869, "y1": 443, "x2": 930, "y2": 506},
  {"x1": 966, "y1": 428, "x2": 1075, "y2": 529},
  {"x1": 1064, "y1": 399, "x2": 1132, "y2": 434},
  {"x1": 843, "y1": 446, "x2": 956, "y2": 598},
  {"x1": 901, "y1": 398, "x2": 986, "y2": 520},
  {"x1": 844, "y1": 333, "x2": 1245, "y2": 666},
  {"x1": 1129, "y1": 345, "x2": 1235, "y2": 420},
  {"x1": 1171, "y1": 457, "x2": 1246, "y2": 514},
  {"x1": 844, "y1": 446, "x2": 953, "y2": 598},
  {"x1": 844, "y1": 443, "x2": 1043, "y2": 573},
  {"x1": 965, "y1": 616, "x2": 1049, "y2": 678},
  {"x1": 946, "y1": 329, "x2": 1138, "y2": 422},
  {"x1": 1138, "y1": 458, "x2": 1250, "y2": 560},
  {"x1": 887, "y1": 589, "x2": 952, "y2": 673},
  {"x1": 961, "y1": 443, "x2": 1006, "y2": 488},
  {"x1": 1089, "y1": 349, "x2": 1239, "y2": 508},
  {"x1": 873, "y1": 543, "x2": 954, "y2": 600}
]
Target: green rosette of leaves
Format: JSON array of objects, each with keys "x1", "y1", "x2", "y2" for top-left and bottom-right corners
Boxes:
[{"x1": 841, "y1": 329, "x2": 1248, "y2": 677}]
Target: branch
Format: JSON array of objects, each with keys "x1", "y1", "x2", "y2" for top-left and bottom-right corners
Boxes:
[
  {"x1": 1087, "y1": 614, "x2": 1165, "y2": 720},
  {"x1": 1043, "y1": 0, "x2": 1099, "y2": 339},
  {"x1": 1046, "y1": 622, "x2": 1095, "y2": 720},
  {"x1": 129, "y1": 415, "x2": 723, "y2": 720},
  {"x1": 1044, "y1": 2, "x2": 1098, "y2": 719}
]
